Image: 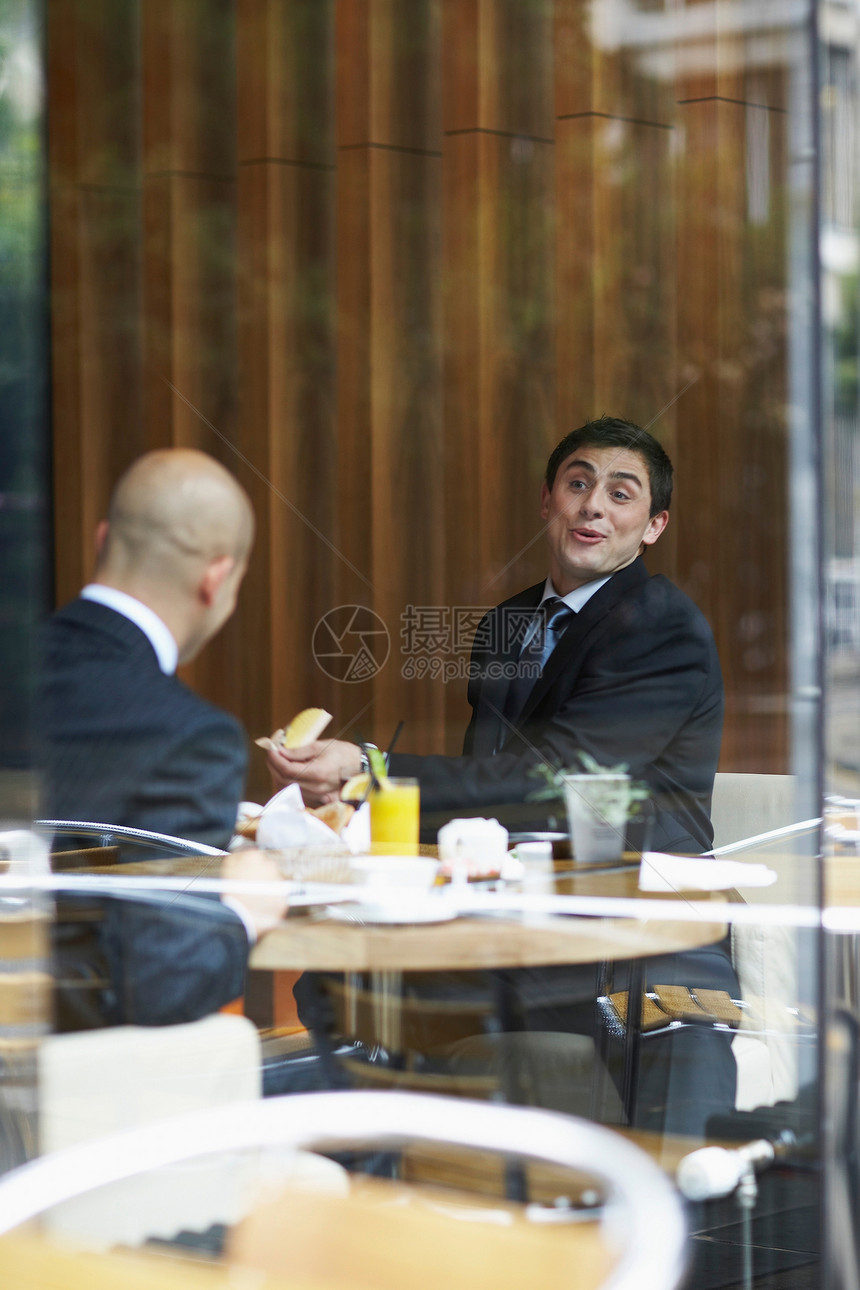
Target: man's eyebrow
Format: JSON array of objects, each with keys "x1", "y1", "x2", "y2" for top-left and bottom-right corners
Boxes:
[{"x1": 562, "y1": 459, "x2": 643, "y2": 488}]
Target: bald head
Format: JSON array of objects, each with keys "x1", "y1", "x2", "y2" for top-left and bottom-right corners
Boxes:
[
  {"x1": 101, "y1": 449, "x2": 253, "y2": 575},
  {"x1": 95, "y1": 449, "x2": 254, "y2": 662}
]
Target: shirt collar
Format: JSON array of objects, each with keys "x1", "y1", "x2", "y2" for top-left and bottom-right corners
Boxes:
[
  {"x1": 80, "y1": 584, "x2": 179, "y2": 675},
  {"x1": 541, "y1": 574, "x2": 612, "y2": 614}
]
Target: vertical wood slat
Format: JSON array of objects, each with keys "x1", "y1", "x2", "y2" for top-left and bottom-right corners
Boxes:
[
  {"x1": 441, "y1": 0, "x2": 555, "y2": 749},
  {"x1": 46, "y1": 0, "x2": 143, "y2": 606},
  {"x1": 554, "y1": 0, "x2": 678, "y2": 457},
  {"x1": 334, "y1": 0, "x2": 445, "y2": 756},
  {"x1": 139, "y1": 0, "x2": 239, "y2": 707},
  {"x1": 675, "y1": 43, "x2": 790, "y2": 772},
  {"x1": 236, "y1": 0, "x2": 337, "y2": 796}
]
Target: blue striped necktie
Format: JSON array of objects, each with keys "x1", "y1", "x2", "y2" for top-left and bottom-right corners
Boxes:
[{"x1": 502, "y1": 597, "x2": 575, "y2": 725}]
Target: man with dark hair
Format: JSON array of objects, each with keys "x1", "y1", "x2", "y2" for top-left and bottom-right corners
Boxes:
[
  {"x1": 545, "y1": 415, "x2": 674, "y2": 513},
  {"x1": 273, "y1": 415, "x2": 722, "y2": 854},
  {"x1": 270, "y1": 417, "x2": 736, "y2": 1134}
]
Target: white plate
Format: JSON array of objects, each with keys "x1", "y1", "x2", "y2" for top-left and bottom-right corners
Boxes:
[
  {"x1": 349, "y1": 855, "x2": 440, "y2": 889},
  {"x1": 325, "y1": 900, "x2": 456, "y2": 926}
]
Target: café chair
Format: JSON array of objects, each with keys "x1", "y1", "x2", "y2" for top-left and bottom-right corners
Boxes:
[
  {"x1": 36, "y1": 1014, "x2": 273, "y2": 1247},
  {"x1": 709, "y1": 773, "x2": 798, "y2": 854},
  {"x1": 596, "y1": 773, "x2": 806, "y2": 1121},
  {"x1": 35, "y1": 818, "x2": 226, "y2": 869},
  {"x1": 710, "y1": 773, "x2": 805, "y2": 1113},
  {"x1": 0, "y1": 1089, "x2": 689, "y2": 1290},
  {"x1": 307, "y1": 972, "x2": 501, "y2": 1098}
]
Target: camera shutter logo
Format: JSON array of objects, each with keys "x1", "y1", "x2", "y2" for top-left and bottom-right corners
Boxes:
[{"x1": 312, "y1": 606, "x2": 390, "y2": 682}]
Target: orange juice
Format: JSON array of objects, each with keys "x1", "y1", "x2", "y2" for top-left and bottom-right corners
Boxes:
[{"x1": 369, "y1": 778, "x2": 420, "y2": 855}]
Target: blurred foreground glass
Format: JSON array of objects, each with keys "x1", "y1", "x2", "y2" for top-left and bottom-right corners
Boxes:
[{"x1": 370, "y1": 779, "x2": 420, "y2": 855}]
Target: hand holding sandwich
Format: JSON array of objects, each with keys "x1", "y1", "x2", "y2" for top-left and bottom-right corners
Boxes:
[
  {"x1": 258, "y1": 708, "x2": 362, "y2": 804},
  {"x1": 266, "y1": 738, "x2": 362, "y2": 802}
]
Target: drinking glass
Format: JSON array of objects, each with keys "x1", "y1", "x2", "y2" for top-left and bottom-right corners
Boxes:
[
  {"x1": 369, "y1": 778, "x2": 420, "y2": 855},
  {"x1": 562, "y1": 773, "x2": 631, "y2": 865}
]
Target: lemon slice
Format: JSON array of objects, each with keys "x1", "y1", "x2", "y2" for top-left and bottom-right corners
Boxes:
[
  {"x1": 340, "y1": 773, "x2": 372, "y2": 802},
  {"x1": 365, "y1": 746, "x2": 391, "y2": 790},
  {"x1": 282, "y1": 708, "x2": 332, "y2": 748}
]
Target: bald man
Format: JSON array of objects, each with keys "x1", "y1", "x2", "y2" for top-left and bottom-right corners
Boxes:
[
  {"x1": 37, "y1": 450, "x2": 288, "y2": 1031},
  {"x1": 39, "y1": 448, "x2": 254, "y2": 849}
]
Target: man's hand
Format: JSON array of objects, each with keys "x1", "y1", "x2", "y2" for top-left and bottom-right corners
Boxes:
[
  {"x1": 264, "y1": 739, "x2": 363, "y2": 804},
  {"x1": 220, "y1": 850, "x2": 289, "y2": 939}
]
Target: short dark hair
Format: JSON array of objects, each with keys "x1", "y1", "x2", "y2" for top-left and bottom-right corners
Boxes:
[{"x1": 545, "y1": 416, "x2": 673, "y2": 516}]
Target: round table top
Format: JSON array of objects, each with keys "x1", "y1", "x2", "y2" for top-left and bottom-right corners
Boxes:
[
  {"x1": 249, "y1": 903, "x2": 727, "y2": 972},
  {"x1": 53, "y1": 849, "x2": 730, "y2": 973}
]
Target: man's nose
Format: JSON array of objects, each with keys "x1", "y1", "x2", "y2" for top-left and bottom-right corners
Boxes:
[{"x1": 578, "y1": 489, "x2": 604, "y2": 518}]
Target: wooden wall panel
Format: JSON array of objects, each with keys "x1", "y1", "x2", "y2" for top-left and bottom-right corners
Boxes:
[
  {"x1": 47, "y1": 0, "x2": 143, "y2": 605},
  {"x1": 441, "y1": 0, "x2": 555, "y2": 749},
  {"x1": 554, "y1": 0, "x2": 677, "y2": 451},
  {"x1": 333, "y1": 0, "x2": 445, "y2": 757},
  {"x1": 674, "y1": 39, "x2": 790, "y2": 771},
  {"x1": 236, "y1": 0, "x2": 337, "y2": 797},
  {"x1": 46, "y1": 0, "x2": 798, "y2": 797},
  {"x1": 139, "y1": 0, "x2": 239, "y2": 707}
]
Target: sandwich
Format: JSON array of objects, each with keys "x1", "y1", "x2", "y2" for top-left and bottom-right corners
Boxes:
[{"x1": 255, "y1": 707, "x2": 333, "y2": 753}]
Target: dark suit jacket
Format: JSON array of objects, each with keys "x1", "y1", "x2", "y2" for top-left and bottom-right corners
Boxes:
[
  {"x1": 37, "y1": 597, "x2": 250, "y2": 1027},
  {"x1": 38, "y1": 597, "x2": 246, "y2": 850},
  {"x1": 391, "y1": 559, "x2": 723, "y2": 853}
]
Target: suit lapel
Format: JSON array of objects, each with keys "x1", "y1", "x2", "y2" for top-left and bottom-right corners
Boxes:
[
  {"x1": 473, "y1": 582, "x2": 543, "y2": 756},
  {"x1": 505, "y1": 558, "x2": 651, "y2": 739}
]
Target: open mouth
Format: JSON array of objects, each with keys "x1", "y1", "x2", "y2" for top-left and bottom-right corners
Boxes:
[{"x1": 570, "y1": 528, "x2": 604, "y2": 545}]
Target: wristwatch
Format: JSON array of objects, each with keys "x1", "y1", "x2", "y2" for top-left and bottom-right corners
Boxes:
[{"x1": 359, "y1": 743, "x2": 378, "y2": 775}]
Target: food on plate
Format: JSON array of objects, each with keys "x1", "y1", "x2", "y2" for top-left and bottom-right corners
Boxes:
[
  {"x1": 234, "y1": 814, "x2": 259, "y2": 840},
  {"x1": 306, "y1": 800, "x2": 355, "y2": 836},
  {"x1": 234, "y1": 801, "x2": 264, "y2": 841}
]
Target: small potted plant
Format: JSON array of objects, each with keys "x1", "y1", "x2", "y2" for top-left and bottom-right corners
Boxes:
[{"x1": 529, "y1": 753, "x2": 650, "y2": 864}]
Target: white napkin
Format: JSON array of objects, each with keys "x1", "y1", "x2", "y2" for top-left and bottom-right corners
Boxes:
[
  {"x1": 256, "y1": 784, "x2": 370, "y2": 854},
  {"x1": 638, "y1": 851, "x2": 777, "y2": 893}
]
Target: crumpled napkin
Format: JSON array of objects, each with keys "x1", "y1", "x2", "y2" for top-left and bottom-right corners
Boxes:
[
  {"x1": 638, "y1": 851, "x2": 777, "y2": 893},
  {"x1": 255, "y1": 784, "x2": 370, "y2": 854}
]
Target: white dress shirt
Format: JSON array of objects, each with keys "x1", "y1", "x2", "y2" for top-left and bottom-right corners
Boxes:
[
  {"x1": 81, "y1": 584, "x2": 179, "y2": 676},
  {"x1": 539, "y1": 574, "x2": 611, "y2": 614}
]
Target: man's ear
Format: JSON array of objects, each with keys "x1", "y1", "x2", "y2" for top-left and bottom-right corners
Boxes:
[
  {"x1": 199, "y1": 554, "x2": 235, "y2": 606},
  {"x1": 540, "y1": 480, "x2": 550, "y2": 521},
  {"x1": 95, "y1": 520, "x2": 109, "y2": 558},
  {"x1": 641, "y1": 510, "x2": 670, "y2": 547}
]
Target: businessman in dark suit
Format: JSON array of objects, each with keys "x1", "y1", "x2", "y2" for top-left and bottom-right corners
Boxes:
[
  {"x1": 271, "y1": 417, "x2": 737, "y2": 1133},
  {"x1": 269, "y1": 416, "x2": 721, "y2": 854},
  {"x1": 37, "y1": 448, "x2": 287, "y2": 1029}
]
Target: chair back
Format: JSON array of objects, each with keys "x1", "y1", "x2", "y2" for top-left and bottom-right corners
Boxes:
[
  {"x1": 708, "y1": 774, "x2": 803, "y2": 1110},
  {"x1": 710, "y1": 773, "x2": 797, "y2": 852},
  {"x1": 0, "y1": 1090, "x2": 688, "y2": 1290}
]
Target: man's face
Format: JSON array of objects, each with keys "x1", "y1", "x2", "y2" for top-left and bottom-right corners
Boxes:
[{"x1": 540, "y1": 445, "x2": 669, "y2": 595}]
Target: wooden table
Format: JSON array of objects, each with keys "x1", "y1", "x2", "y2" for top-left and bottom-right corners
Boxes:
[
  {"x1": 69, "y1": 848, "x2": 730, "y2": 975},
  {"x1": 249, "y1": 901, "x2": 728, "y2": 972}
]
